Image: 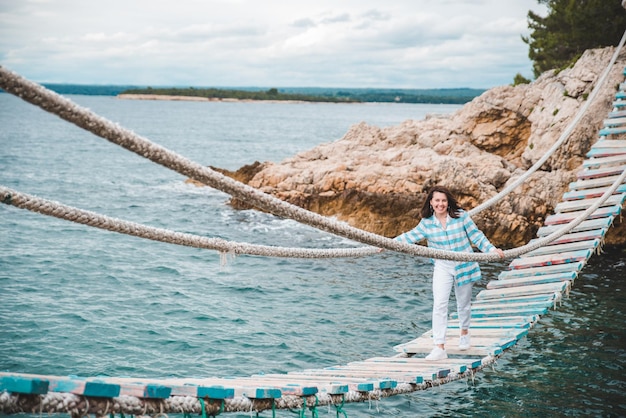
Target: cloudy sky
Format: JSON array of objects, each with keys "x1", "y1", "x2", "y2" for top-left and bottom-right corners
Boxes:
[{"x1": 0, "y1": 0, "x2": 546, "y2": 89}]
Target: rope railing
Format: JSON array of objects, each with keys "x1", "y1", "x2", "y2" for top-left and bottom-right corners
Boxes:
[
  {"x1": 469, "y1": 30, "x2": 626, "y2": 217},
  {"x1": 0, "y1": 55, "x2": 623, "y2": 261},
  {"x1": 2, "y1": 162, "x2": 624, "y2": 260},
  {"x1": 0, "y1": 185, "x2": 375, "y2": 258}
]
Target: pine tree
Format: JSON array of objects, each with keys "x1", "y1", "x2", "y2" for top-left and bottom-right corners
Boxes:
[{"x1": 523, "y1": 0, "x2": 626, "y2": 77}]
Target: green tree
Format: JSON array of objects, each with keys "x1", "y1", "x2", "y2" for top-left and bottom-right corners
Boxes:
[{"x1": 523, "y1": 0, "x2": 626, "y2": 77}]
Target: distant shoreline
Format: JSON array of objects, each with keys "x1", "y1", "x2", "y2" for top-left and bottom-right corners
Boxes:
[{"x1": 117, "y1": 93, "x2": 338, "y2": 104}]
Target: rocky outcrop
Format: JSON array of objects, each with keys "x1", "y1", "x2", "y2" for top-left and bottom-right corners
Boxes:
[{"x1": 205, "y1": 47, "x2": 626, "y2": 248}]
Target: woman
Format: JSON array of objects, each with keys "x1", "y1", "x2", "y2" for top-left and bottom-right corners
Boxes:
[{"x1": 394, "y1": 186, "x2": 504, "y2": 361}]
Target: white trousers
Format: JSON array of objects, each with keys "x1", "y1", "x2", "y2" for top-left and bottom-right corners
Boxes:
[{"x1": 432, "y1": 260, "x2": 473, "y2": 345}]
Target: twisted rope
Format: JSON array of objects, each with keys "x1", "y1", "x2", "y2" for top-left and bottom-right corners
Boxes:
[
  {"x1": 0, "y1": 185, "x2": 375, "y2": 258},
  {"x1": 0, "y1": 65, "x2": 497, "y2": 262},
  {"x1": 0, "y1": 60, "x2": 623, "y2": 261},
  {"x1": 469, "y1": 31, "x2": 626, "y2": 217}
]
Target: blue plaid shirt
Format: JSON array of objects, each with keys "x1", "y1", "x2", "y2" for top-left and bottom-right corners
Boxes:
[{"x1": 394, "y1": 210, "x2": 496, "y2": 286}]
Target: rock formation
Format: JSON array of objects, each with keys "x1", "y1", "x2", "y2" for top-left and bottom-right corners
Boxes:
[{"x1": 196, "y1": 47, "x2": 626, "y2": 248}]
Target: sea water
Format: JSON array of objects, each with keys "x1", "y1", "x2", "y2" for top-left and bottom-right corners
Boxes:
[{"x1": 0, "y1": 93, "x2": 624, "y2": 417}]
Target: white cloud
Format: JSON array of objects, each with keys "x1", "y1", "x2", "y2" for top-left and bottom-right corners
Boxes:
[{"x1": 0, "y1": 0, "x2": 546, "y2": 88}]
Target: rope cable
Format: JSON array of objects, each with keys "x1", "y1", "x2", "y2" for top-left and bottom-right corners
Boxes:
[{"x1": 0, "y1": 65, "x2": 501, "y2": 262}]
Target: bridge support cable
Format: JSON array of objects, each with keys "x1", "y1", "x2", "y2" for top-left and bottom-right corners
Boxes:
[{"x1": 0, "y1": 66, "x2": 496, "y2": 262}]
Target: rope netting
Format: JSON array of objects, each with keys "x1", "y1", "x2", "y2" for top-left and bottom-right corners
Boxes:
[{"x1": 0, "y1": 36, "x2": 624, "y2": 262}]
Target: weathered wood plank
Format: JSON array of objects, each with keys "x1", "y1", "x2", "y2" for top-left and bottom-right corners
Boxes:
[
  {"x1": 582, "y1": 154, "x2": 626, "y2": 168},
  {"x1": 568, "y1": 176, "x2": 626, "y2": 192},
  {"x1": 487, "y1": 271, "x2": 576, "y2": 289},
  {"x1": 563, "y1": 184, "x2": 626, "y2": 200},
  {"x1": 603, "y1": 118, "x2": 626, "y2": 127},
  {"x1": 598, "y1": 126, "x2": 626, "y2": 136},
  {"x1": 523, "y1": 240, "x2": 600, "y2": 257},
  {"x1": 576, "y1": 164, "x2": 626, "y2": 179},
  {"x1": 476, "y1": 281, "x2": 570, "y2": 300},
  {"x1": 609, "y1": 109, "x2": 626, "y2": 118},
  {"x1": 499, "y1": 262, "x2": 584, "y2": 278},
  {"x1": 544, "y1": 206, "x2": 619, "y2": 225},
  {"x1": 0, "y1": 374, "x2": 49, "y2": 395},
  {"x1": 508, "y1": 249, "x2": 591, "y2": 269},
  {"x1": 536, "y1": 218, "x2": 612, "y2": 236},
  {"x1": 554, "y1": 193, "x2": 626, "y2": 212}
]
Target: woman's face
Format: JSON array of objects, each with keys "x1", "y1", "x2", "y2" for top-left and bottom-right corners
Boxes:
[{"x1": 430, "y1": 191, "x2": 449, "y2": 216}]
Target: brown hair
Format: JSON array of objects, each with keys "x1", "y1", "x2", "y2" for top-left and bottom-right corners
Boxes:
[{"x1": 420, "y1": 185, "x2": 462, "y2": 219}]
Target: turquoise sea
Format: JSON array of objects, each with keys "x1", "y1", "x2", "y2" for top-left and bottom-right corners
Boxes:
[{"x1": 0, "y1": 93, "x2": 624, "y2": 417}]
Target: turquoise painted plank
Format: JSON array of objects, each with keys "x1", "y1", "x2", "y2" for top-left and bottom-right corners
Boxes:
[
  {"x1": 600, "y1": 126, "x2": 626, "y2": 136},
  {"x1": 616, "y1": 91, "x2": 626, "y2": 99},
  {"x1": 586, "y1": 147, "x2": 626, "y2": 157},
  {"x1": 51, "y1": 378, "x2": 120, "y2": 397},
  {"x1": 536, "y1": 218, "x2": 612, "y2": 236},
  {"x1": 355, "y1": 382, "x2": 375, "y2": 391},
  {"x1": 280, "y1": 384, "x2": 318, "y2": 396},
  {"x1": 577, "y1": 164, "x2": 626, "y2": 179},
  {"x1": 451, "y1": 307, "x2": 549, "y2": 318},
  {"x1": 196, "y1": 386, "x2": 236, "y2": 399},
  {"x1": 546, "y1": 229, "x2": 606, "y2": 245},
  {"x1": 524, "y1": 239, "x2": 600, "y2": 257},
  {"x1": 563, "y1": 184, "x2": 626, "y2": 200},
  {"x1": 544, "y1": 206, "x2": 619, "y2": 225},
  {"x1": 488, "y1": 272, "x2": 576, "y2": 289},
  {"x1": 246, "y1": 387, "x2": 282, "y2": 399},
  {"x1": 118, "y1": 382, "x2": 172, "y2": 398},
  {"x1": 0, "y1": 376, "x2": 49, "y2": 394},
  {"x1": 499, "y1": 262, "x2": 584, "y2": 279},
  {"x1": 568, "y1": 177, "x2": 626, "y2": 193},
  {"x1": 582, "y1": 154, "x2": 626, "y2": 168},
  {"x1": 471, "y1": 293, "x2": 557, "y2": 305},
  {"x1": 476, "y1": 281, "x2": 569, "y2": 300},
  {"x1": 613, "y1": 100, "x2": 626, "y2": 108},
  {"x1": 508, "y1": 249, "x2": 591, "y2": 269},
  {"x1": 609, "y1": 110, "x2": 626, "y2": 118},
  {"x1": 604, "y1": 117, "x2": 626, "y2": 127}
]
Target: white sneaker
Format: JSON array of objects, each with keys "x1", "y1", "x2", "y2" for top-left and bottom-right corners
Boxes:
[
  {"x1": 425, "y1": 346, "x2": 447, "y2": 361},
  {"x1": 459, "y1": 334, "x2": 470, "y2": 351}
]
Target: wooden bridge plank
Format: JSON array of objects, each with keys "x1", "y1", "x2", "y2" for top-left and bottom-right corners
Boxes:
[
  {"x1": 487, "y1": 272, "x2": 576, "y2": 289},
  {"x1": 498, "y1": 262, "x2": 584, "y2": 279},
  {"x1": 293, "y1": 369, "x2": 419, "y2": 386},
  {"x1": 0, "y1": 374, "x2": 49, "y2": 395},
  {"x1": 544, "y1": 206, "x2": 619, "y2": 225},
  {"x1": 563, "y1": 185, "x2": 626, "y2": 200},
  {"x1": 363, "y1": 357, "x2": 486, "y2": 370},
  {"x1": 576, "y1": 164, "x2": 626, "y2": 179},
  {"x1": 568, "y1": 176, "x2": 626, "y2": 192},
  {"x1": 603, "y1": 119, "x2": 626, "y2": 130},
  {"x1": 536, "y1": 218, "x2": 612, "y2": 236},
  {"x1": 476, "y1": 281, "x2": 569, "y2": 300},
  {"x1": 609, "y1": 109, "x2": 626, "y2": 118},
  {"x1": 101, "y1": 376, "x2": 235, "y2": 399},
  {"x1": 603, "y1": 118, "x2": 626, "y2": 127},
  {"x1": 524, "y1": 240, "x2": 600, "y2": 257},
  {"x1": 508, "y1": 249, "x2": 591, "y2": 269},
  {"x1": 248, "y1": 375, "x2": 349, "y2": 394},
  {"x1": 554, "y1": 193, "x2": 626, "y2": 212},
  {"x1": 582, "y1": 154, "x2": 626, "y2": 167}
]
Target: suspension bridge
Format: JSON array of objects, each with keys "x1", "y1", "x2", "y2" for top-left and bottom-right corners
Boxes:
[{"x1": 1, "y1": 38, "x2": 625, "y2": 417}]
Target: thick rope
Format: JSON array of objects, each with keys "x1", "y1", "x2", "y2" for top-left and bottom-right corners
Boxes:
[
  {"x1": 2, "y1": 162, "x2": 624, "y2": 260},
  {"x1": 0, "y1": 62, "x2": 623, "y2": 261},
  {"x1": 0, "y1": 65, "x2": 501, "y2": 262},
  {"x1": 0, "y1": 185, "x2": 375, "y2": 258},
  {"x1": 469, "y1": 30, "x2": 626, "y2": 217}
]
